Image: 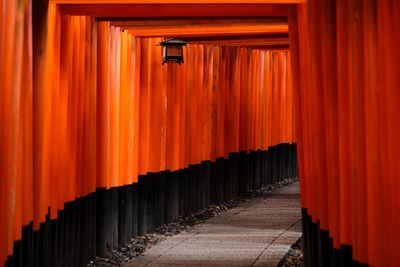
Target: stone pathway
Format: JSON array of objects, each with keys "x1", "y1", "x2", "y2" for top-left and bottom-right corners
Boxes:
[{"x1": 124, "y1": 182, "x2": 301, "y2": 267}]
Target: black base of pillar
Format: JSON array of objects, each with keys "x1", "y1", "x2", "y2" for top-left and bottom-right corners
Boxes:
[
  {"x1": 5, "y1": 144, "x2": 298, "y2": 267},
  {"x1": 302, "y1": 208, "x2": 368, "y2": 267},
  {"x1": 137, "y1": 175, "x2": 147, "y2": 236}
]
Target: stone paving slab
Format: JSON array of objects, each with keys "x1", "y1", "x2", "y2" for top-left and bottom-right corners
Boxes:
[{"x1": 124, "y1": 182, "x2": 301, "y2": 267}]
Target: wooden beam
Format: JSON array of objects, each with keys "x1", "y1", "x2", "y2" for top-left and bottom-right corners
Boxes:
[
  {"x1": 126, "y1": 24, "x2": 288, "y2": 37},
  {"x1": 245, "y1": 45, "x2": 289, "y2": 50},
  {"x1": 59, "y1": 4, "x2": 291, "y2": 17},
  {"x1": 53, "y1": 0, "x2": 304, "y2": 4},
  {"x1": 183, "y1": 33, "x2": 287, "y2": 41},
  {"x1": 109, "y1": 17, "x2": 287, "y2": 27},
  {"x1": 185, "y1": 36, "x2": 289, "y2": 46}
]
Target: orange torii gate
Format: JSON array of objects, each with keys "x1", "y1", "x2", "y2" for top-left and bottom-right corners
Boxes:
[
  {"x1": 1, "y1": 0, "x2": 400, "y2": 266},
  {"x1": 0, "y1": 1, "x2": 296, "y2": 266}
]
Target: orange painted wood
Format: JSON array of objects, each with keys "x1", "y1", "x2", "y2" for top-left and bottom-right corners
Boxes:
[
  {"x1": 59, "y1": 4, "x2": 289, "y2": 17},
  {"x1": 291, "y1": 1, "x2": 400, "y2": 266},
  {"x1": 97, "y1": 21, "x2": 111, "y2": 187},
  {"x1": 132, "y1": 37, "x2": 140, "y2": 183},
  {"x1": 0, "y1": 8, "x2": 295, "y2": 265},
  {"x1": 126, "y1": 25, "x2": 288, "y2": 38},
  {"x1": 138, "y1": 38, "x2": 150, "y2": 175},
  {"x1": 53, "y1": 0, "x2": 304, "y2": 4},
  {"x1": 335, "y1": 0, "x2": 353, "y2": 249},
  {"x1": 378, "y1": 1, "x2": 400, "y2": 265}
]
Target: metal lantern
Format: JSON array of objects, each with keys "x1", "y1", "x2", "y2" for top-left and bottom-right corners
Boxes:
[{"x1": 159, "y1": 38, "x2": 187, "y2": 65}]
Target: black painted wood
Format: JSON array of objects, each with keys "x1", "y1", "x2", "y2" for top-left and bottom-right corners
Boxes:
[
  {"x1": 118, "y1": 185, "x2": 133, "y2": 246},
  {"x1": 132, "y1": 183, "x2": 139, "y2": 238},
  {"x1": 156, "y1": 172, "x2": 166, "y2": 228},
  {"x1": 137, "y1": 175, "x2": 147, "y2": 236},
  {"x1": 302, "y1": 208, "x2": 368, "y2": 267},
  {"x1": 5, "y1": 145, "x2": 298, "y2": 267}
]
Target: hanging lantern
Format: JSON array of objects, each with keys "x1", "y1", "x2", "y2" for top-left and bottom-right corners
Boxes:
[{"x1": 158, "y1": 38, "x2": 187, "y2": 65}]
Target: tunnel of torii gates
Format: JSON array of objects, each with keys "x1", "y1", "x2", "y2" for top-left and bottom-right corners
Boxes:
[{"x1": 0, "y1": 0, "x2": 400, "y2": 267}]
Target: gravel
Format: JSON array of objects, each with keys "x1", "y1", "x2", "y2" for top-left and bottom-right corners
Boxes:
[
  {"x1": 277, "y1": 236, "x2": 304, "y2": 267},
  {"x1": 87, "y1": 177, "x2": 299, "y2": 267}
]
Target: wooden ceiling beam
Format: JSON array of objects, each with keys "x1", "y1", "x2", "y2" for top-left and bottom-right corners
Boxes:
[
  {"x1": 53, "y1": 0, "x2": 304, "y2": 4},
  {"x1": 248, "y1": 45, "x2": 289, "y2": 50},
  {"x1": 59, "y1": 4, "x2": 292, "y2": 17},
  {"x1": 184, "y1": 36, "x2": 289, "y2": 46},
  {"x1": 109, "y1": 17, "x2": 287, "y2": 27},
  {"x1": 126, "y1": 24, "x2": 288, "y2": 37},
  {"x1": 182, "y1": 33, "x2": 287, "y2": 41}
]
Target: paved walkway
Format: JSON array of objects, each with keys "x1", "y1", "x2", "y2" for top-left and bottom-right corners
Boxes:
[{"x1": 124, "y1": 182, "x2": 301, "y2": 267}]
